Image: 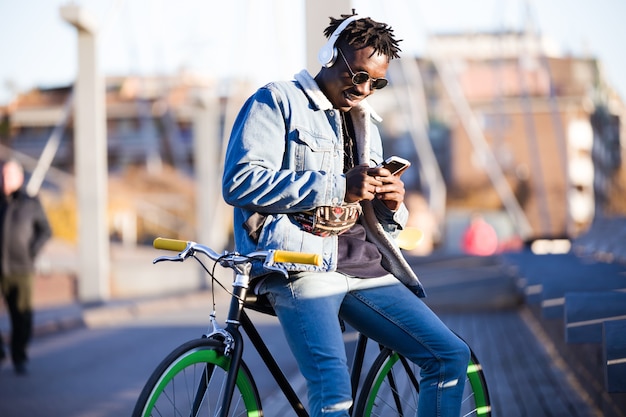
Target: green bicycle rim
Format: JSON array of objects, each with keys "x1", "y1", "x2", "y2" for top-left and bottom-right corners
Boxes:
[
  {"x1": 364, "y1": 353, "x2": 491, "y2": 416},
  {"x1": 363, "y1": 352, "x2": 401, "y2": 415},
  {"x1": 141, "y1": 347, "x2": 261, "y2": 417},
  {"x1": 466, "y1": 360, "x2": 491, "y2": 415}
]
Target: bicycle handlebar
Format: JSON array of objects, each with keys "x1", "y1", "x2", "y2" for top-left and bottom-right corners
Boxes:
[
  {"x1": 154, "y1": 237, "x2": 188, "y2": 252},
  {"x1": 153, "y1": 237, "x2": 322, "y2": 267},
  {"x1": 273, "y1": 250, "x2": 321, "y2": 265}
]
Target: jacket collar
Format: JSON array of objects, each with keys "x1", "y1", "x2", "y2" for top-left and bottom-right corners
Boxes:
[
  {"x1": 294, "y1": 69, "x2": 381, "y2": 164},
  {"x1": 294, "y1": 69, "x2": 382, "y2": 123}
]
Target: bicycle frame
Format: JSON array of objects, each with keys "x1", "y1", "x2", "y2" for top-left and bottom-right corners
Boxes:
[
  {"x1": 239, "y1": 310, "x2": 308, "y2": 416},
  {"x1": 206, "y1": 266, "x2": 377, "y2": 417},
  {"x1": 214, "y1": 267, "x2": 253, "y2": 417}
]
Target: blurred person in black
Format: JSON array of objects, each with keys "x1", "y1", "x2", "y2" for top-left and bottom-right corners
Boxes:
[{"x1": 0, "y1": 158, "x2": 51, "y2": 375}]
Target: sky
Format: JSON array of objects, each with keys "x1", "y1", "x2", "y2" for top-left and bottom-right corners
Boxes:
[{"x1": 1, "y1": 0, "x2": 625, "y2": 106}]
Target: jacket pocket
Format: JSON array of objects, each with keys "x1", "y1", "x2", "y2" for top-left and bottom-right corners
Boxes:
[{"x1": 291, "y1": 128, "x2": 337, "y2": 172}]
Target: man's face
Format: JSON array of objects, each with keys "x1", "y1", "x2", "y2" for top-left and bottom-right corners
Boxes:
[{"x1": 323, "y1": 46, "x2": 389, "y2": 112}]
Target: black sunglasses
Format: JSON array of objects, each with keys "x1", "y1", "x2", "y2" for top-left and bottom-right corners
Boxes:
[{"x1": 337, "y1": 48, "x2": 388, "y2": 90}]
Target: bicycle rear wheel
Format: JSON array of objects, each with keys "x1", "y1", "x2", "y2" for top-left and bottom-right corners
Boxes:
[
  {"x1": 355, "y1": 348, "x2": 491, "y2": 417},
  {"x1": 132, "y1": 338, "x2": 262, "y2": 417}
]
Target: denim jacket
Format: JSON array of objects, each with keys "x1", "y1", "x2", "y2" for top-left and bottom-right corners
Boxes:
[{"x1": 222, "y1": 70, "x2": 425, "y2": 297}]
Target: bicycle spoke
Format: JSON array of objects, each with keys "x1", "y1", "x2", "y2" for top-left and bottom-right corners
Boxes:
[
  {"x1": 189, "y1": 364, "x2": 210, "y2": 416},
  {"x1": 384, "y1": 368, "x2": 405, "y2": 416}
]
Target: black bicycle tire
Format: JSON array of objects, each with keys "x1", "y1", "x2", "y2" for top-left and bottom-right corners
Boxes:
[
  {"x1": 132, "y1": 337, "x2": 262, "y2": 417},
  {"x1": 354, "y1": 348, "x2": 491, "y2": 417}
]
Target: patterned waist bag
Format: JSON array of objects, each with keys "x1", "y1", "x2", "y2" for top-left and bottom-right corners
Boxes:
[{"x1": 291, "y1": 203, "x2": 362, "y2": 237}]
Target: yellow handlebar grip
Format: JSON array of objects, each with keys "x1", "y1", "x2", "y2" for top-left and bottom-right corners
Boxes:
[
  {"x1": 153, "y1": 237, "x2": 188, "y2": 252},
  {"x1": 274, "y1": 250, "x2": 322, "y2": 266}
]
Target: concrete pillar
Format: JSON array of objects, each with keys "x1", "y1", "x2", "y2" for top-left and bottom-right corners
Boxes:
[
  {"x1": 61, "y1": 5, "x2": 110, "y2": 303},
  {"x1": 193, "y1": 90, "x2": 227, "y2": 253}
]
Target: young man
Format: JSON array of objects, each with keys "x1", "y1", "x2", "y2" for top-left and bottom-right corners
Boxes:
[
  {"x1": 222, "y1": 13, "x2": 469, "y2": 417},
  {"x1": 0, "y1": 159, "x2": 51, "y2": 375}
]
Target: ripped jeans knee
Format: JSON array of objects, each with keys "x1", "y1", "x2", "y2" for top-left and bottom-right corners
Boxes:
[{"x1": 321, "y1": 399, "x2": 353, "y2": 415}]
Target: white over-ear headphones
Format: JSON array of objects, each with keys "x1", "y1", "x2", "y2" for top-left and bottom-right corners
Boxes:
[{"x1": 317, "y1": 14, "x2": 360, "y2": 68}]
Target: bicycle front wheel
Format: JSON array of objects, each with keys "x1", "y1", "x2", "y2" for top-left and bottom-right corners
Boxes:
[
  {"x1": 132, "y1": 338, "x2": 262, "y2": 417},
  {"x1": 355, "y1": 348, "x2": 491, "y2": 417}
]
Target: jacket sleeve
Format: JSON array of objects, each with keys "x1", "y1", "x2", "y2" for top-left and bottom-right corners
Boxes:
[
  {"x1": 30, "y1": 196, "x2": 52, "y2": 258},
  {"x1": 222, "y1": 86, "x2": 345, "y2": 213},
  {"x1": 372, "y1": 198, "x2": 409, "y2": 237}
]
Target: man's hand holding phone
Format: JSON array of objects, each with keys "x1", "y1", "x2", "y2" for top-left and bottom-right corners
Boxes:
[
  {"x1": 375, "y1": 156, "x2": 411, "y2": 176},
  {"x1": 367, "y1": 156, "x2": 410, "y2": 210}
]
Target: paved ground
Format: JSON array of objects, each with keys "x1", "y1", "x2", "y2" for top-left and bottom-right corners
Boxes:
[{"x1": 412, "y1": 254, "x2": 600, "y2": 417}]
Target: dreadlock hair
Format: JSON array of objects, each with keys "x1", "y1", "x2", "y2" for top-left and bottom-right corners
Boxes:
[{"x1": 323, "y1": 13, "x2": 402, "y2": 60}]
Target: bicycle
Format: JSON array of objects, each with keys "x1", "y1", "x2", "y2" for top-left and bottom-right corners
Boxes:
[{"x1": 132, "y1": 237, "x2": 491, "y2": 417}]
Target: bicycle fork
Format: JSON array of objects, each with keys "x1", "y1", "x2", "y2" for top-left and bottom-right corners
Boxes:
[{"x1": 205, "y1": 269, "x2": 250, "y2": 417}]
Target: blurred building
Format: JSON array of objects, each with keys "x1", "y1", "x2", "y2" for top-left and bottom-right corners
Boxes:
[
  {"x1": 0, "y1": 31, "x2": 624, "y2": 249},
  {"x1": 375, "y1": 30, "x2": 625, "y2": 247},
  {"x1": 0, "y1": 74, "x2": 212, "y2": 172},
  {"x1": 0, "y1": 73, "x2": 225, "y2": 243}
]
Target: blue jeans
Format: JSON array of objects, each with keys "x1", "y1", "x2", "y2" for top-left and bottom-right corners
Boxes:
[{"x1": 257, "y1": 271, "x2": 470, "y2": 417}]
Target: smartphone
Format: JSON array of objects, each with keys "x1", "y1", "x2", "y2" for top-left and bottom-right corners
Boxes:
[{"x1": 376, "y1": 156, "x2": 411, "y2": 175}]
